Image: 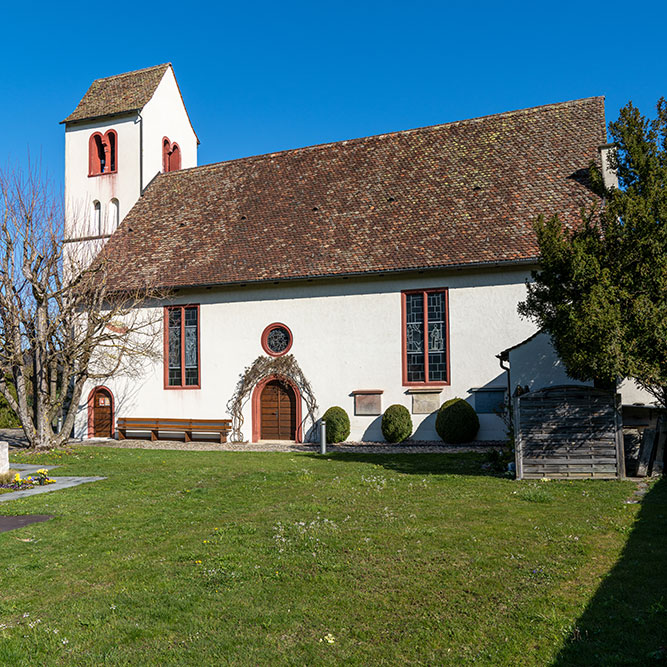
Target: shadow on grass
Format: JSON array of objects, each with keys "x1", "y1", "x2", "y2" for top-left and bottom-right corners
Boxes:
[
  {"x1": 553, "y1": 477, "x2": 667, "y2": 666},
  {"x1": 303, "y1": 451, "x2": 497, "y2": 477}
]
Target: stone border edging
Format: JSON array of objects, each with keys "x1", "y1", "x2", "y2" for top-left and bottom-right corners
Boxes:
[{"x1": 0, "y1": 464, "x2": 105, "y2": 503}]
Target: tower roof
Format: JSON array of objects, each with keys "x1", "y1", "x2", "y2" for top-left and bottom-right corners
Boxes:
[{"x1": 62, "y1": 64, "x2": 171, "y2": 124}]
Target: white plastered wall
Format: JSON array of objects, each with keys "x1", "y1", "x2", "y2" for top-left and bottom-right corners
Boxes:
[
  {"x1": 507, "y1": 332, "x2": 593, "y2": 392},
  {"x1": 507, "y1": 331, "x2": 657, "y2": 406},
  {"x1": 64, "y1": 115, "x2": 141, "y2": 240},
  {"x1": 76, "y1": 266, "x2": 539, "y2": 442},
  {"x1": 141, "y1": 66, "x2": 198, "y2": 188}
]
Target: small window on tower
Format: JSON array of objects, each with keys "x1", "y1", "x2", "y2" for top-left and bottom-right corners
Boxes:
[
  {"x1": 162, "y1": 137, "x2": 181, "y2": 173},
  {"x1": 109, "y1": 198, "x2": 119, "y2": 230},
  {"x1": 93, "y1": 200, "x2": 101, "y2": 235},
  {"x1": 88, "y1": 130, "x2": 118, "y2": 176}
]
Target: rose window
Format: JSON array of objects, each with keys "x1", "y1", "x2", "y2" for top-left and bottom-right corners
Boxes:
[{"x1": 262, "y1": 323, "x2": 293, "y2": 356}]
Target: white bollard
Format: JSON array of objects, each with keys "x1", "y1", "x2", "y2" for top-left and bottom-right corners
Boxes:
[
  {"x1": 320, "y1": 421, "x2": 326, "y2": 455},
  {"x1": 0, "y1": 441, "x2": 8, "y2": 474}
]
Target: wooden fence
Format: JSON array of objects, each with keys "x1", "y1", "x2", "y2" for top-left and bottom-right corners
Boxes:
[{"x1": 514, "y1": 385, "x2": 625, "y2": 479}]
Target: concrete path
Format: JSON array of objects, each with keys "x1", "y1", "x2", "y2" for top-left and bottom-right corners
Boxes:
[{"x1": 0, "y1": 464, "x2": 105, "y2": 503}]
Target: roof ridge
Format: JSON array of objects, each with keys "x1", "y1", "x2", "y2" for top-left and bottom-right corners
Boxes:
[
  {"x1": 160, "y1": 96, "x2": 605, "y2": 178},
  {"x1": 94, "y1": 63, "x2": 171, "y2": 83}
]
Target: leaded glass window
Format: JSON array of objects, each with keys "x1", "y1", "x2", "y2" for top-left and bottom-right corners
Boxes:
[
  {"x1": 166, "y1": 305, "x2": 199, "y2": 388},
  {"x1": 405, "y1": 293, "x2": 425, "y2": 382},
  {"x1": 427, "y1": 292, "x2": 446, "y2": 382},
  {"x1": 184, "y1": 308, "x2": 198, "y2": 386},
  {"x1": 267, "y1": 326, "x2": 290, "y2": 354},
  {"x1": 404, "y1": 289, "x2": 448, "y2": 384},
  {"x1": 168, "y1": 309, "x2": 182, "y2": 386}
]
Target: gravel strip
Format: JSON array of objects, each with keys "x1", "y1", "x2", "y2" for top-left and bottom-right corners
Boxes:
[{"x1": 81, "y1": 438, "x2": 505, "y2": 454}]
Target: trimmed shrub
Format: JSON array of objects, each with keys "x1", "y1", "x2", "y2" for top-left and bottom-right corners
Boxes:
[
  {"x1": 322, "y1": 406, "x2": 350, "y2": 444},
  {"x1": 435, "y1": 398, "x2": 480, "y2": 443},
  {"x1": 381, "y1": 404, "x2": 412, "y2": 443}
]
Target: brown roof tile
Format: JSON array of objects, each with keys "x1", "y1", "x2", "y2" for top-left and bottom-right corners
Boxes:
[
  {"x1": 62, "y1": 64, "x2": 170, "y2": 124},
  {"x1": 100, "y1": 96, "x2": 607, "y2": 290}
]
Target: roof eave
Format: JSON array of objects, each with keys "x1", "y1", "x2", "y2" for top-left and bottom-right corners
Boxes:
[
  {"x1": 143, "y1": 256, "x2": 540, "y2": 293},
  {"x1": 61, "y1": 109, "x2": 141, "y2": 126}
]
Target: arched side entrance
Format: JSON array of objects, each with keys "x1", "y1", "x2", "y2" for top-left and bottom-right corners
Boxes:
[
  {"x1": 251, "y1": 375, "x2": 302, "y2": 442},
  {"x1": 87, "y1": 386, "x2": 115, "y2": 438}
]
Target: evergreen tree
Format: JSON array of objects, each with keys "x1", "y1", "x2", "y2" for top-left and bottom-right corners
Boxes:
[{"x1": 519, "y1": 99, "x2": 667, "y2": 408}]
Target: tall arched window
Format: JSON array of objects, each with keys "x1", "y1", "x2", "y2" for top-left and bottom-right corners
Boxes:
[
  {"x1": 162, "y1": 137, "x2": 181, "y2": 173},
  {"x1": 92, "y1": 200, "x2": 101, "y2": 235},
  {"x1": 109, "y1": 198, "x2": 119, "y2": 231},
  {"x1": 89, "y1": 130, "x2": 118, "y2": 176}
]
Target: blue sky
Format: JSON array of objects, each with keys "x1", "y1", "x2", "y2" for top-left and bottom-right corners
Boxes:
[{"x1": 1, "y1": 0, "x2": 665, "y2": 190}]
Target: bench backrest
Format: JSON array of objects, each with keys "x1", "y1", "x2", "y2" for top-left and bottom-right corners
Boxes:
[{"x1": 117, "y1": 418, "x2": 231, "y2": 430}]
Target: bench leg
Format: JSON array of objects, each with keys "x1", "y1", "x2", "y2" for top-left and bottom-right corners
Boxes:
[
  {"x1": 118, "y1": 429, "x2": 126, "y2": 440},
  {"x1": 151, "y1": 430, "x2": 158, "y2": 442},
  {"x1": 185, "y1": 431, "x2": 192, "y2": 443}
]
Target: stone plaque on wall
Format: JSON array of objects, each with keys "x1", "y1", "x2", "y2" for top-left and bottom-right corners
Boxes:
[
  {"x1": 411, "y1": 392, "x2": 441, "y2": 415},
  {"x1": 353, "y1": 392, "x2": 383, "y2": 416}
]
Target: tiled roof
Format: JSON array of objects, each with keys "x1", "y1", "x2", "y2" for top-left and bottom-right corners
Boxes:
[
  {"x1": 100, "y1": 97, "x2": 606, "y2": 290},
  {"x1": 62, "y1": 64, "x2": 170, "y2": 124}
]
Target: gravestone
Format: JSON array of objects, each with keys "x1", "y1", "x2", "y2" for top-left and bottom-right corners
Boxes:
[{"x1": 0, "y1": 441, "x2": 8, "y2": 474}]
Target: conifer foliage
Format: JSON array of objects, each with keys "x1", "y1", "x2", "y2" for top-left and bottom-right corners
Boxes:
[{"x1": 519, "y1": 99, "x2": 667, "y2": 407}]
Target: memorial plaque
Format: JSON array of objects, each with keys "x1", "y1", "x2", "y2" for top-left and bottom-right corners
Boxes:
[
  {"x1": 412, "y1": 393, "x2": 440, "y2": 414},
  {"x1": 354, "y1": 393, "x2": 382, "y2": 416}
]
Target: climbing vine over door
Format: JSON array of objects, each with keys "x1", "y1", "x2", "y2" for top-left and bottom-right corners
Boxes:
[{"x1": 226, "y1": 355, "x2": 318, "y2": 443}]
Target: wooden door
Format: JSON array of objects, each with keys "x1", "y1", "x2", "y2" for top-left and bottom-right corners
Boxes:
[
  {"x1": 93, "y1": 388, "x2": 113, "y2": 437},
  {"x1": 260, "y1": 380, "x2": 296, "y2": 440}
]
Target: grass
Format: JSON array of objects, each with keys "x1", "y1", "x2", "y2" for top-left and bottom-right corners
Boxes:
[{"x1": 0, "y1": 446, "x2": 663, "y2": 665}]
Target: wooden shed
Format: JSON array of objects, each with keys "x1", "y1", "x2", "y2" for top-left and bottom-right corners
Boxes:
[{"x1": 513, "y1": 385, "x2": 625, "y2": 479}]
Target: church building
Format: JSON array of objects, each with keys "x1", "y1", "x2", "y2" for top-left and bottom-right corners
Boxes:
[{"x1": 62, "y1": 63, "x2": 609, "y2": 443}]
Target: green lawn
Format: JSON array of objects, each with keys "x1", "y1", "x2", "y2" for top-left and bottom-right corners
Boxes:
[{"x1": 0, "y1": 447, "x2": 664, "y2": 665}]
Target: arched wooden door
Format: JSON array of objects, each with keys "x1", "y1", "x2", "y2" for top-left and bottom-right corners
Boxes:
[
  {"x1": 91, "y1": 387, "x2": 113, "y2": 438},
  {"x1": 260, "y1": 380, "x2": 296, "y2": 440}
]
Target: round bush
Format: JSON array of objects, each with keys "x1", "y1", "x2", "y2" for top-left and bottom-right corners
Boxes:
[
  {"x1": 381, "y1": 404, "x2": 413, "y2": 443},
  {"x1": 435, "y1": 398, "x2": 480, "y2": 443},
  {"x1": 322, "y1": 406, "x2": 350, "y2": 444}
]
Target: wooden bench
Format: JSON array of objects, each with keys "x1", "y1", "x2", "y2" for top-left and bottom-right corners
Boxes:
[{"x1": 116, "y1": 418, "x2": 232, "y2": 444}]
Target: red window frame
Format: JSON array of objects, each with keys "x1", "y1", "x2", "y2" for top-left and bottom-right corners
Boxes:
[
  {"x1": 401, "y1": 288, "x2": 450, "y2": 386},
  {"x1": 261, "y1": 322, "x2": 293, "y2": 357},
  {"x1": 88, "y1": 130, "x2": 118, "y2": 177},
  {"x1": 163, "y1": 304, "x2": 201, "y2": 390},
  {"x1": 162, "y1": 137, "x2": 181, "y2": 173}
]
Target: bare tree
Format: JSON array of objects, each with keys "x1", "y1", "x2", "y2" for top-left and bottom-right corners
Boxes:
[{"x1": 0, "y1": 166, "x2": 163, "y2": 450}]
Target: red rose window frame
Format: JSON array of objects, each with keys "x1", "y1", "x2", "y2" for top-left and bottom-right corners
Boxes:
[{"x1": 261, "y1": 323, "x2": 293, "y2": 357}]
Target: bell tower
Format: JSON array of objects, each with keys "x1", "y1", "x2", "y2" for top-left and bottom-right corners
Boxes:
[{"x1": 62, "y1": 63, "x2": 198, "y2": 265}]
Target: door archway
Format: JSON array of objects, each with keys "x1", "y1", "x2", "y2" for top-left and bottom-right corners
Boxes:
[
  {"x1": 87, "y1": 386, "x2": 114, "y2": 438},
  {"x1": 251, "y1": 375, "x2": 302, "y2": 442}
]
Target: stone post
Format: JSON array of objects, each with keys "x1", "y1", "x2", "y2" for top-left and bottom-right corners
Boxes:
[{"x1": 0, "y1": 441, "x2": 8, "y2": 475}]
